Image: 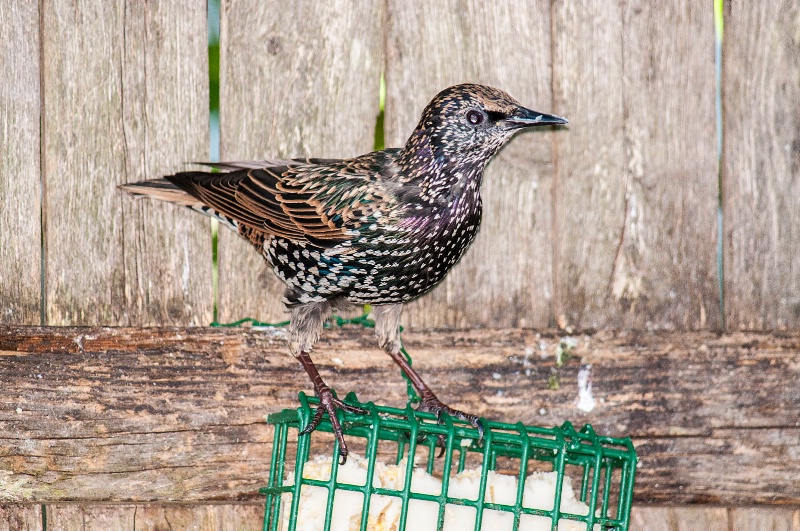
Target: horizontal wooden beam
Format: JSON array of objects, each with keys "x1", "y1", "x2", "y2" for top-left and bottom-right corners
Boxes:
[{"x1": 1, "y1": 326, "x2": 798, "y2": 505}]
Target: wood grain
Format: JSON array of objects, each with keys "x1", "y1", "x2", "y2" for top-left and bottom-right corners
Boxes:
[
  {"x1": 617, "y1": 2, "x2": 719, "y2": 329},
  {"x1": 218, "y1": 0, "x2": 384, "y2": 323},
  {"x1": 1, "y1": 326, "x2": 798, "y2": 504},
  {"x1": 384, "y1": 0, "x2": 556, "y2": 329},
  {"x1": 722, "y1": 2, "x2": 800, "y2": 330},
  {"x1": 553, "y1": 1, "x2": 718, "y2": 329},
  {"x1": 47, "y1": 505, "x2": 132, "y2": 530},
  {"x1": 552, "y1": 0, "x2": 626, "y2": 330},
  {"x1": 41, "y1": 0, "x2": 212, "y2": 326},
  {"x1": 631, "y1": 507, "x2": 729, "y2": 531},
  {"x1": 3, "y1": 504, "x2": 798, "y2": 531},
  {"x1": 0, "y1": 0, "x2": 41, "y2": 325},
  {"x1": 0, "y1": 505, "x2": 41, "y2": 531},
  {"x1": 729, "y1": 507, "x2": 798, "y2": 531},
  {"x1": 46, "y1": 504, "x2": 262, "y2": 531},
  {"x1": 633, "y1": 428, "x2": 800, "y2": 505}
]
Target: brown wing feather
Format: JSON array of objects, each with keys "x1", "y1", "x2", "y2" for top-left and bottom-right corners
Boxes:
[
  {"x1": 165, "y1": 162, "x2": 380, "y2": 246},
  {"x1": 165, "y1": 172, "x2": 268, "y2": 229},
  {"x1": 195, "y1": 157, "x2": 340, "y2": 171},
  {"x1": 241, "y1": 168, "x2": 355, "y2": 241}
]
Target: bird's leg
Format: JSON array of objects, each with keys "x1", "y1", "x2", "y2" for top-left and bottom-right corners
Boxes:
[
  {"x1": 373, "y1": 304, "x2": 485, "y2": 443},
  {"x1": 296, "y1": 349, "x2": 367, "y2": 459},
  {"x1": 384, "y1": 347, "x2": 485, "y2": 441},
  {"x1": 290, "y1": 302, "x2": 367, "y2": 464}
]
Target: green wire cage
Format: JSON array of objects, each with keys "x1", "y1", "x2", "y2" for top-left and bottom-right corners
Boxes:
[{"x1": 261, "y1": 391, "x2": 637, "y2": 531}]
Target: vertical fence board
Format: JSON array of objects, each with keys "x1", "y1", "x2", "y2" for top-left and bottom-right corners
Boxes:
[
  {"x1": 46, "y1": 504, "x2": 264, "y2": 531},
  {"x1": 0, "y1": 1, "x2": 41, "y2": 325},
  {"x1": 46, "y1": 504, "x2": 262, "y2": 531},
  {"x1": 618, "y1": 2, "x2": 719, "y2": 329},
  {"x1": 552, "y1": 0, "x2": 626, "y2": 330},
  {"x1": 630, "y1": 507, "x2": 673, "y2": 531},
  {"x1": 119, "y1": 1, "x2": 213, "y2": 326},
  {"x1": 46, "y1": 505, "x2": 134, "y2": 530},
  {"x1": 0, "y1": 505, "x2": 41, "y2": 531},
  {"x1": 723, "y1": 2, "x2": 800, "y2": 330},
  {"x1": 132, "y1": 504, "x2": 263, "y2": 530},
  {"x1": 730, "y1": 508, "x2": 796, "y2": 531},
  {"x1": 553, "y1": 1, "x2": 718, "y2": 330},
  {"x1": 42, "y1": 2, "x2": 126, "y2": 325},
  {"x1": 632, "y1": 507, "x2": 800, "y2": 530},
  {"x1": 218, "y1": 0, "x2": 384, "y2": 323},
  {"x1": 385, "y1": 0, "x2": 554, "y2": 328},
  {"x1": 631, "y1": 507, "x2": 729, "y2": 531},
  {"x1": 41, "y1": 0, "x2": 211, "y2": 326}
]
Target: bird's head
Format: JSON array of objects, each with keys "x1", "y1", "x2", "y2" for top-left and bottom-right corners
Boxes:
[{"x1": 404, "y1": 84, "x2": 568, "y2": 169}]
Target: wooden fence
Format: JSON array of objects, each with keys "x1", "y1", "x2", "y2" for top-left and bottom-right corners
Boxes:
[{"x1": 1, "y1": 1, "x2": 799, "y2": 530}]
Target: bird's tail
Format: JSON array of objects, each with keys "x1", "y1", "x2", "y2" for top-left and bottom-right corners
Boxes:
[
  {"x1": 118, "y1": 179, "x2": 199, "y2": 207},
  {"x1": 120, "y1": 178, "x2": 241, "y2": 231}
]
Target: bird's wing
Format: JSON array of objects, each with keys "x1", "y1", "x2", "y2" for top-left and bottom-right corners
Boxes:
[
  {"x1": 166, "y1": 160, "x2": 391, "y2": 246},
  {"x1": 195, "y1": 158, "x2": 339, "y2": 171}
]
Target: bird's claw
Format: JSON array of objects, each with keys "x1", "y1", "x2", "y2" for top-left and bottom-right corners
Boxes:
[
  {"x1": 299, "y1": 387, "x2": 368, "y2": 465},
  {"x1": 417, "y1": 391, "x2": 485, "y2": 454}
]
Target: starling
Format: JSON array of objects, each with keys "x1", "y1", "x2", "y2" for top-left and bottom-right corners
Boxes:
[{"x1": 121, "y1": 84, "x2": 567, "y2": 463}]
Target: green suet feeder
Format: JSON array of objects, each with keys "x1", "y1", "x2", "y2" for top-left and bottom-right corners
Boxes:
[{"x1": 261, "y1": 392, "x2": 637, "y2": 531}]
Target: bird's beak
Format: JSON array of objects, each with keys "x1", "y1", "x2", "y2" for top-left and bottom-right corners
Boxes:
[{"x1": 506, "y1": 107, "x2": 569, "y2": 128}]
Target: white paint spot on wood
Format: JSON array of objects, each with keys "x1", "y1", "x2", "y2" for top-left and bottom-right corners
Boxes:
[{"x1": 576, "y1": 364, "x2": 596, "y2": 413}]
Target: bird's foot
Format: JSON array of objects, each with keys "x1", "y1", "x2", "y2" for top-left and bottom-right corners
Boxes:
[
  {"x1": 299, "y1": 385, "x2": 368, "y2": 465},
  {"x1": 416, "y1": 389, "x2": 485, "y2": 455}
]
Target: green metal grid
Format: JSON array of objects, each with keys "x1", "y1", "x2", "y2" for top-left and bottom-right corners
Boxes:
[{"x1": 261, "y1": 392, "x2": 637, "y2": 531}]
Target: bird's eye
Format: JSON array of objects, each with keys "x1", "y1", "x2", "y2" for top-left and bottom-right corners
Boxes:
[{"x1": 466, "y1": 110, "x2": 484, "y2": 126}]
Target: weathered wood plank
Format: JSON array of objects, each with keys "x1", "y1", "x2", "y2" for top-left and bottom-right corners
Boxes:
[
  {"x1": 0, "y1": 0, "x2": 41, "y2": 325},
  {"x1": 633, "y1": 428, "x2": 800, "y2": 505},
  {"x1": 616, "y1": 2, "x2": 719, "y2": 329},
  {"x1": 631, "y1": 507, "x2": 729, "y2": 531},
  {"x1": 46, "y1": 505, "x2": 133, "y2": 530},
  {"x1": 41, "y1": 0, "x2": 212, "y2": 326},
  {"x1": 117, "y1": 1, "x2": 213, "y2": 327},
  {"x1": 0, "y1": 505, "x2": 41, "y2": 531},
  {"x1": 730, "y1": 507, "x2": 797, "y2": 531},
  {"x1": 3, "y1": 503, "x2": 796, "y2": 531},
  {"x1": 46, "y1": 504, "x2": 262, "y2": 531},
  {"x1": 552, "y1": 0, "x2": 626, "y2": 330},
  {"x1": 722, "y1": 2, "x2": 800, "y2": 330},
  {"x1": 132, "y1": 504, "x2": 263, "y2": 530},
  {"x1": 553, "y1": 1, "x2": 719, "y2": 329},
  {"x1": 384, "y1": 0, "x2": 555, "y2": 328},
  {"x1": 6, "y1": 504, "x2": 798, "y2": 531},
  {"x1": 1, "y1": 327, "x2": 798, "y2": 504},
  {"x1": 218, "y1": 0, "x2": 384, "y2": 323},
  {"x1": 1, "y1": 327, "x2": 279, "y2": 502}
]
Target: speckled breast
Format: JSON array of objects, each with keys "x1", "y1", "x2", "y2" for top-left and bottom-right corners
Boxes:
[{"x1": 266, "y1": 198, "x2": 483, "y2": 307}]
